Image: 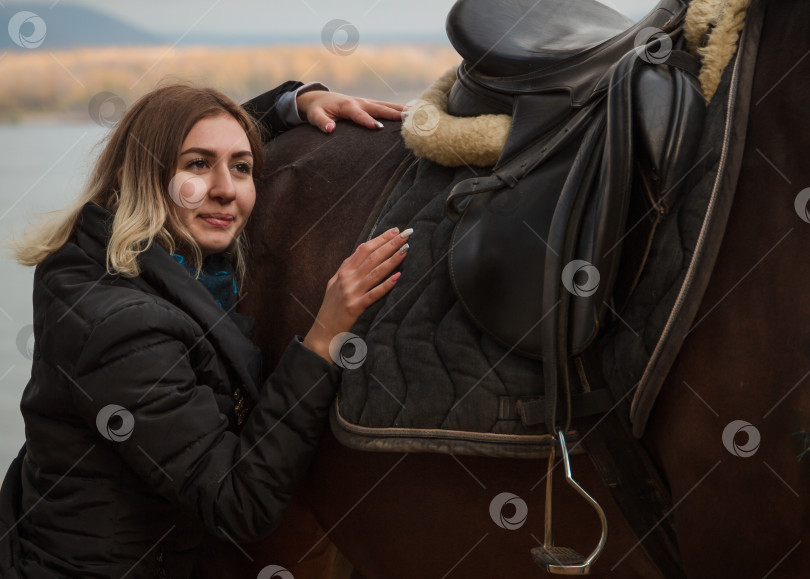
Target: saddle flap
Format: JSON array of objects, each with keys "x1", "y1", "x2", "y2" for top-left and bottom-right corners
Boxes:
[{"x1": 448, "y1": 46, "x2": 706, "y2": 361}]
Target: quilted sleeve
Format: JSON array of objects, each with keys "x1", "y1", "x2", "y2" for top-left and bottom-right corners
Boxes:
[
  {"x1": 71, "y1": 303, "x2": 340, "y2": 543},
  {"x1": 241, "y1": 80, "x2": 304, "y2": 140}
]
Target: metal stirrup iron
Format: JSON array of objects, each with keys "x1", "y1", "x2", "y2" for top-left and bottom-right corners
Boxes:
[{"x1": 531, "y1": 431, "x2": 608, "y2": 575}]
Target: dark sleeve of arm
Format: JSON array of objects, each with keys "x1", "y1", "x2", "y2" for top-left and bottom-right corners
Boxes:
[
  {"x1": 72, "y1": 305, "x2": 340, "y2": 543},
  {"x1": 241, "y1": 80, "x2": 304, "y2": 141}
]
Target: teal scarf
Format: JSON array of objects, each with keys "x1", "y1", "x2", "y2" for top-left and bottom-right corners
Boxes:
[{"x1": 171, "y1": 252, "x2": 238, "y2": 311}]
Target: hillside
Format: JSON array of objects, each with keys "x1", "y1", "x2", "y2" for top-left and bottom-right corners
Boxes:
[
  {"x1": 1, "y1": 3, "x2": 447, "y2": 49},
  {"x1": 1, "y1": 3, "x2": 162, "y2": 49}
]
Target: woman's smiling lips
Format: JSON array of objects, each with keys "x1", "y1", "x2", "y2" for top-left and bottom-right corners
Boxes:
[{"x1": 199, "y1": 213, "x2": 234, "y2": 227}]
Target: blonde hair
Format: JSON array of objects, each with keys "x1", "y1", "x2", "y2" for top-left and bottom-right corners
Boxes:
[{"x1": 9, "y1": 83, "x2": 265, "y2": 291}]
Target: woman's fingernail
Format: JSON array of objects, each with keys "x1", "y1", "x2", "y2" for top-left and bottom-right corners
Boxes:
[
  {"x1": 389, "y1": 227, "x2": 399, "y2": 235},
  {"x1": 391, "y1": 272, "x2": 402, "y2": 282},
  {"x1": 374, "y1": 121, "x2": 384, "y2": 129},
  {"x1": 399, "y1": 243, "x2": 409, "y2": 254},
  {"x1": 325, "y1": 122, "x2": 335, "y2": 133},
  {"x1": 399, "y1": 228, "x2": 414, "y2": 239}
]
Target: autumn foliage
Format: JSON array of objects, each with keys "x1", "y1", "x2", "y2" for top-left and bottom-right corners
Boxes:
[{"x1": 0, "y1": 44, "x2": 461, "y2": 121}]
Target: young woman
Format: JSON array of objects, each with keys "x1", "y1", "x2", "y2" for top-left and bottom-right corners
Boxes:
[{"x1": 0, "y1": 82, "x2": 411, "y2": 578}]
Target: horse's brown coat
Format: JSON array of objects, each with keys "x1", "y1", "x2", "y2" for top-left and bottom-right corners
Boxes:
[
  {"x1": 236, "y1": 125, "x2": 661, "y2": 577},
  {"x1": 224, "y1": 3, "x2": 810, "y2": 576},
  {"x1": 647, "y1": 2, "x2": 810, "y2": 576}
]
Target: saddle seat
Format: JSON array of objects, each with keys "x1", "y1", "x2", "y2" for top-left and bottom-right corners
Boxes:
[
  {"x1": 446, "y1": 0, "x2": 688, "y2": 119},
  {"x1": 446, "y1": 0, "x2": 634, "y2": 78}
]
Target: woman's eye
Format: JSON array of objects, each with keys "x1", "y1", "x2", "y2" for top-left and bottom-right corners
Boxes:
[
  {"x1": 186, "y1": 158, "x2": 208, "y2": 170},
  {"x1": 234, "y1": 162, "x2": 253, "y2": 175}
]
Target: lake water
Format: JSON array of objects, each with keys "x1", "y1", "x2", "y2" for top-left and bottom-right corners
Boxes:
[{"x1": 0, "y1": 122, "x2": 109, "y2": 475}]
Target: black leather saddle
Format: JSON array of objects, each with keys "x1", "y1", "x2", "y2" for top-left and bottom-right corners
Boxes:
[
  {"x1": 440, "y1": 1, "x2": 706, "y2": 575},
  {"x1": 446, "y1": 0, "x2": 691, "y2": 160},
  {"x1": 445, "y1": 0, "x2": 704, "y2": 364},
  {"x1": 447, "y1": 0, "x2": 635, "y2": 78}
]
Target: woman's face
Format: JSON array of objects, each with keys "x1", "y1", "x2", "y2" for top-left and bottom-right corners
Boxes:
[{"x1": 169, "y1": 114, "x2": 256, "y2": 258}]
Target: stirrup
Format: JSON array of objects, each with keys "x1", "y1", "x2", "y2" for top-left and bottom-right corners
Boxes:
[{"x1": 531, "y1": 431, "x2": 608, "y2": 575}]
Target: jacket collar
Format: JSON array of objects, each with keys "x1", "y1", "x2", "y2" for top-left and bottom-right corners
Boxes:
[{"x1": 74, "y1": 201, "x2": 263, "y2": 401}]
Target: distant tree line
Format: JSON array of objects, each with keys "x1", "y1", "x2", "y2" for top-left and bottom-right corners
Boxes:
[{"x1": 0, "y1": 45, "x2": 460, "y2": 122}]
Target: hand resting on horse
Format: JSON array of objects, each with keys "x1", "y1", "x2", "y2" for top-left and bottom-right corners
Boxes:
[
  {"x1": 303, "y1": 227, "x2": 412, "y2": 362},
  {"x1": 296, "y1": 89, "x2": 406, "y2": 133}
]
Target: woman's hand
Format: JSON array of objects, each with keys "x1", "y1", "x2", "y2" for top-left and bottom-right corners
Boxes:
[
  {"x1": 296, "y1": 90, "x2": 406, "y2": 133},
  {"x1": 303, "y1": 226, "x2": 412, "y2": 363}
]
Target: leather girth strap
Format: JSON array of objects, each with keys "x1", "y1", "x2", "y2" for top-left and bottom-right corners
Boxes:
[{"x1": 576, "y1": 352, "x2": 686, "y2": 578}]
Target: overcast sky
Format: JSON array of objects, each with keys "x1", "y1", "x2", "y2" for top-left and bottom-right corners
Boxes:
[{"x1": 33, "y1": 0, "x2": 660, "y2": 40}]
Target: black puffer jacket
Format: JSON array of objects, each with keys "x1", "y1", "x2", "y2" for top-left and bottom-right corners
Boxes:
[{"x1": 0, "y1": 90, "x2": 341, "y2": 578}]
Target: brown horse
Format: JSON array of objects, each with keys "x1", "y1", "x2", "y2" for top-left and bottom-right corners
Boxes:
[{"x1": 225, "y1": 2, "x2": 810, "y2": 577}]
